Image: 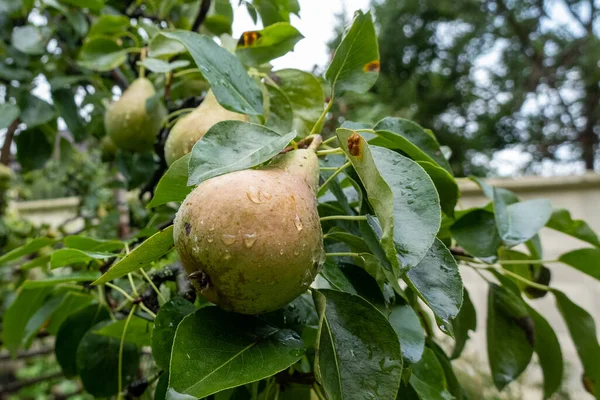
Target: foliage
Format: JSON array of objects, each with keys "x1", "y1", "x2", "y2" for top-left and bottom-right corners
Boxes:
[
  {"x1": 1, "y1": 1, "x2": 600, "y2": 400},
  {"x1": 330, "y1": 0, "x2": 600, "y2": 176}
]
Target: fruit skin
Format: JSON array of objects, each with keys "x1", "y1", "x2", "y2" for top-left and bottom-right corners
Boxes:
[
  {"x1": 104, "y1": 78, "x2": 166, "y2": 153},
  {"x1": 164, "y1": 90, "x2": 248, "y2": 166},
  {"x1": 173, "y1": 149, "x2": 324, "y2": 314}
]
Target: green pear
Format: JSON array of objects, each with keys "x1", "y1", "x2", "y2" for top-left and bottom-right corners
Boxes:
[
  {"x1": 173, "y1": 145, "x2": 324, "y2": 314},
  {"x1": 104, "y1": 78, "x2": 166, "y2": 153},
  {"x1": 100, "y1": 136, "x2": 117, "y2": 162},
  {"x1": 164, "y1": 90, "x2": 248, "y2": 166}
]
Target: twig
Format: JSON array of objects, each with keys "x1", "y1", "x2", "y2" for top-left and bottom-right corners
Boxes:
[{"x1": 0, "y1": 347, "x2": 54, "y2": 361}]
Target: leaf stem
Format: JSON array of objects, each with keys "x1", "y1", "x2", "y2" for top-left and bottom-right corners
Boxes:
[
  {"x1": 465, "y1": 264, "x2": 552, "y2": 292},
  {"x1": 325, "y1": 252, "x2": 361, "y2": 258},
  {"x1": 173, "y1": 68, "x2": 202, "y2": 78},
  {"x1": 138, "y1": 303, "x2": 157, "y2": 319},
  {"x1": 310, "y1": 95, "x2": 334, "y2": 135},
  {"x1": 455, "y1": 255, "x2": 558, "y2": 266},
  {"x1": 117, "y1": 304, "x2": 137, "y2": 400},
  {"x1": 127, "y1": 273, "x2": 139, "y2": 298},
  {"x1": 163, "y1": 108, "x2": 195, "y2": 127},
  {"x1": 321, "y1": 136, "x2": 338, "y2": 146},
  {"x1": 354, "y1": 128, "x2": 376, "y2": 134},
  {"x1": 106, "y1": 282, "x2": 134, "y2": 302},
  {"x1": 316, "y1": 148, "x2": 344, "y2": 156},
  {"x1": 138, "y1": 47, "x2": 147, "y2": 78},
  {"x1": 140, "y1": 268, "x2": 166, "y2": 303},
  {"x1": 318, "y1": 161, "x2": 351, "y2": 194},
  {"x1": 98, "y1": 286, "x2": 117, "y2": 321},
  {"x1": 320, "y1": 215, "x2": 366, "y2": 222}
]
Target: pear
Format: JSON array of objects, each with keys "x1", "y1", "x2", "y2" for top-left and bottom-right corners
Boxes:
[
  {"x1": 164, "y1": 90, "x2": 248, "y2": 166},
  {"x1": 104, "y1": 78, "x2": 166, "y2": 153},
  {"x1": 173, "y1": 142, "x2": 324, "y2": 315}
]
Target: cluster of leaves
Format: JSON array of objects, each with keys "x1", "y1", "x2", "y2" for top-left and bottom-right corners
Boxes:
[
  {"x1": 328, "y1": 0, "x2": 600, "y2": 176},
  {"x1": 1, "y1": 1, "x2": 600, "y2": 400}
]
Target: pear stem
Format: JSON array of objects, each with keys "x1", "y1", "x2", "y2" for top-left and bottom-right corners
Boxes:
[
  {"x1": 139, "y1": 47, "x2": 147, "y2": 78},
  {"x1": 317, "y1": 161, "x2": 351, "y2": 196},
  {"x1": 308, "y1": 134, "x2": 323, "y2": 151},
  {"x1": 320, "y1": 215, "x2": 367, "y2": 222}
]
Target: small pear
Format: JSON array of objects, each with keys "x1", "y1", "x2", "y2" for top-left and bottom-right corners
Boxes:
[
  {"x1": 173, "y1": 143, "x2": 324, "y2": 315},
  {"x1": 104, "y1": 78, "x2": 166, "y2": 153},
  {"x1": 100, "y1": 136, "x2": 117, "y2": 162},
  {"x1": 164, "y1": 90, "x2": 248, "y2": 165}
]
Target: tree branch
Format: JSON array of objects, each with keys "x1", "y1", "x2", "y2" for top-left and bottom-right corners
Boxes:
[
  {"x1": 191, "y1": 0, "x2": 212, "y2": 32},
  {"x1": 0, "y1": 371, "x2": 63, "y2": 394},
  {"x1": 1, "y1": 118, "x2": 20, "y2": 165},
  {"x1": 0, "y1": 347, "x2": 54, "y2": 361}
]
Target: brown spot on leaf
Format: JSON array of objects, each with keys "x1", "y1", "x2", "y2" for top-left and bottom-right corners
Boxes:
[
  {"x1": 583, "y1": 373, "x2": 596, "y2": 396},
  {"x1": 238, "y1": 31, "x2": 262, "y2": 47},
  {"x1": 363, "y1": 60, "x2": 380, "y2": 73},
  {"x1": 184, "y1": 222, "x2": 191, "y2": 236},
  {"x1": 348, "y1": 133, "x2": 362, "y2": 157}
]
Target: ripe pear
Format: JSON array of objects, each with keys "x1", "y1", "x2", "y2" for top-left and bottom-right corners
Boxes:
[
  {"x1": 173, "y1": 145, "x2": 324, "y2": 315},
  {"x1": 164, "y1": 90, "x2": 248, "y2": 166},
  {"x1": 104, "y1": 78, "x2": 166, "y2": 153}
]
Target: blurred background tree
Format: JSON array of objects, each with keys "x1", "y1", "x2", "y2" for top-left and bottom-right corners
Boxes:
[{"x1": 330, "y1": 0, "x2": 600, "y2": 176}]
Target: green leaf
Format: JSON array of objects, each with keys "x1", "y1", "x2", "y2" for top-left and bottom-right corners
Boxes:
[
  {"x1": 22, "y1": 271, "x2": 101, "y2": 288},
  {"x1": 416, "y1": 161, "x2": 458, "y2": 217},
  {"x1": 388, "y1": 298, "x2": 425, "y2": 364},
  {"x1": 405, "y1": 239, "x2": 463, "y2": 332},
  {"x1": 76, "y1": 322, "x2": 140, "y2": 397},
  {"x1": 526, "y1": 304, "x2": 563, "y2": 399},
  {"x1": 63, "y1": 235, "x2": 125, "y2": 252},
  {"x1": 12, "y1": 25, "x2": 52, "y2": 55},
  {"x1": 553, "y1": 290, "x2": 600, "y2": 398},
  {"x1": 450, "y1": 288, "x2": 476, "y2": 359},
  {"x1": 160, "y1": 30, "x2": 264, "y2": 115},
  {"x1": 337, "y1": 129, "x2": 441, "y2": 272},
  {"x1": 147, "y1": 153, "x2": 192, "y2": 208},
  {"x1": 46, "y1": 292, "x2": 95, "y2": 334},
  {"x1": 94, "y1": 225, "x2": 174, "y2": 284},
  {"x1": 88, "y1": 14, "x2": 130, "y2": 36},
  {"x1": 559, "y1": 248, "x2": 600, "y2": 281},
  {"x1": 272, "y1": 68, "x2": 324, "y2": 137},
  {"x1": 2, "y1": 287, "x2": 52, "y2": 356},
  {"x1": 547, "y1": 209, "x2": 600, "y2": 247},
  {"x1": 451, "y1": 209, "x2": 500, "y2": 261},
  {"x1": 22, "y1": 293, "x2": 66, "y2": 348},
  {"x1": 52, "y1": 88, "x2": 86, "y2": 141},
  {"x1": 499, "y1": 248, "x2": 551, "y2": 298},
  {"x1": 50, "y1": 249, "x2": 116, "y2": 269},
  {"x1": 430, "y1": 342, "x2": 465, "y2": 400},
  {"x1": 0, "y1": 103, "x2": 20, "y2": 129},
  {"x1": 151, "y1": 297, "x2": 196, "y2": 370},
  {"x1": 204, "y1": 0, "x2": 234, "y2": 35},
  {"x1": 409, "y1": 348, "x2": 453, "y2": 400},
  {"x1": 168, "y1": 307, "x2": 304, "y2": 398},
  {"x1": 0, "y1": 237, "x2": 56, "y2": 267},
  {"x1": 236, "y1": 23, "x2": 303, "y2": 66},
  {"x1": 0, "y1": 64, "x2": 33, "y2": 82},
  {"x1": 55, "y1": 304, "x2": 110, "y2": 377},
  {"x1": 373, "y1": 118, "x2": 452, "y2": 174},
  {"x1": 493, "y1": 190, "x2": 552, "y2": 247},
  {"x1": 59, "y1": 0, "x2": 104, "y2": 11},
  {"x1": 487, "y1": 283, "x2": 534, "y2": 390},
  {"x1": 320, "y1": 261, "x2": 358, "y2": 294},
  {"x1": 138, "y1": 58, "x2": 190, "y2": 73},
  {"x1": 148, "y1": 34, "x2": 187, "y2": 58},
  {"x1": 94, "y1": 316, "x2": 153, "y2": 347},
  {"x1": 313, "y1": 289, "x2": 402, "y2": 400},
  {"x1": 470, "y1": 176, "x2": 520, "y2": 205},
  {"x1": 252, "y1": 0, "x2": 298, "y2": 26},
  {"x1": 326, "y1": 10, "x2": 379, "y2": 95},
  {"x1": 18, "y1": 94, "x2": 55, "y2": 128},
  {"x1": 15, "y1": 126, "x2": 53, "y2": 171},
  {"x1": 265, "y1": 82, "x2": 293, "y2": 134},
  {"x1": 78, "y1": 37, "x2": 127, "y2": 72},
  {"x1": 187, "y1": 121, "x2": 295, "y2": 186}
]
